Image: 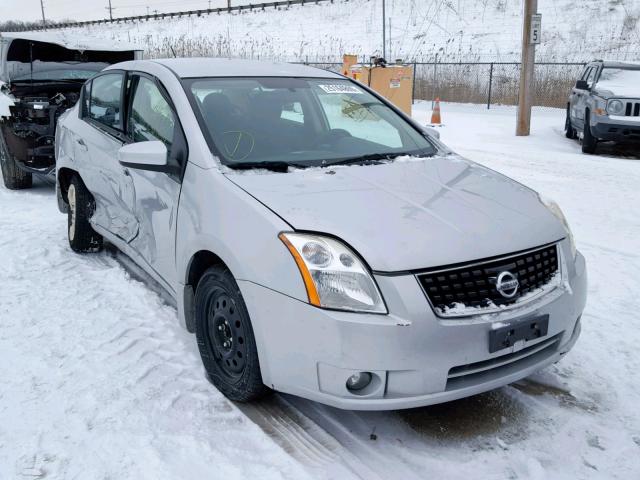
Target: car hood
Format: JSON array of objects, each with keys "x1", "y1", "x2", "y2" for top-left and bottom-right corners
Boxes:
[
  {"x1": 225, "y1": 156, "x2": 566, "y2": 272},
  {"x1": 593, "y1": 86, "x2": 638, "y2": 98}
]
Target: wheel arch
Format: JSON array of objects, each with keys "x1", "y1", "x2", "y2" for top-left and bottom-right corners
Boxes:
[
  {"x1": 57, "y1": 167, "x2": 81, "y2": 204},
  {"x1": 186, "y1": 250, "x2": 231, "y2": 288},
  {"x1": 183, "y1": 249, "x2": 233, "y2": 333}
]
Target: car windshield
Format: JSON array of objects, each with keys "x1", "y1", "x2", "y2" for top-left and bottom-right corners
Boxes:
[
  {"x1": 186, "y1": 77, "x2": 437, "y2": 168},
  {"x1": 597, "y1": 67, "x2": 640, "y2": 90},
  {"x1": 12, "y1": 66, "x2": 108, "y2": 82}
]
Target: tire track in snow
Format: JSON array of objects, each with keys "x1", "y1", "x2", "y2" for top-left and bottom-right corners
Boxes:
[{"x1": 237, "y1": 395, "x2": 379, "y2": 480}]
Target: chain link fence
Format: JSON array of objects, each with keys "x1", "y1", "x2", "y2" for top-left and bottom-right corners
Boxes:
[{"x1": 300, "y1": 61, "x2": 586, "y2": 109}]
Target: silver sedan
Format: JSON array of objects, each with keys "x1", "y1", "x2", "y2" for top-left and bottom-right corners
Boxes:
[{"x1": 55, "y1": 58, "x2": 587, "y2": 410}]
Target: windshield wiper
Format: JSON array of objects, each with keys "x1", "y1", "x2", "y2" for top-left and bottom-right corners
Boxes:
[
  {"x1": 326, "y1": 151, "x2": 436, "y2": 167},
  {"x1": 325, "y1": 152, "x2": 405, "y2": 167},
  {"x1": 225, "y1": 161, "x2": 307, "y2": 172}
]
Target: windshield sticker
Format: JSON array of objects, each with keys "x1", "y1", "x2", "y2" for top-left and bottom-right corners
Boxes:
[{"x1": 318, "y1": 84, "x2": 364, "y2": 94}]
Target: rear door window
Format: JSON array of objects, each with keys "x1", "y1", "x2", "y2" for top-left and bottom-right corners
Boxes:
[{"x1": 88, "y1": 73, "x2": 123, "y2": 130}]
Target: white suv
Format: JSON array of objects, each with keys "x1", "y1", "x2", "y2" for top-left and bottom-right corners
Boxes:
[{"x1": 566, "y1": 60, "x2": 640, "y2": 153}]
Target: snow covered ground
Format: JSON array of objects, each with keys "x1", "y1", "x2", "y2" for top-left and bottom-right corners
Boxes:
[{"x1": 1, "y1": 103, "x2": 639, "y2": 479}]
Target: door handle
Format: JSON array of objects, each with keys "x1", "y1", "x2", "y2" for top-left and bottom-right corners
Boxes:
[
  {"x1": 123, "y1": 168, "x2": 130, "y2": 177},
  {"x1": 76, "y1": 138, "x2": 88, "y2": 151}
]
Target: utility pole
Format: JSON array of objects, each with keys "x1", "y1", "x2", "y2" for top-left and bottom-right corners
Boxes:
[
  {"x1": 516, "y1": 0, "x2": 539, "y2": 136},
  {"x1": 40, "y1": 0, "x2": 46, "y2": 26},
  {"x1": 382, "y1": 0, "x2": 386, "y2": 59},
  {"x1": 388, "y1": 17, "x2": 392, "y2": 60},
  {"x1": 106, "y1": 0, "x2": 114, "y2": 21}
]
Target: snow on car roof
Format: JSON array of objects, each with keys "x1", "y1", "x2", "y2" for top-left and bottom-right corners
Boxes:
[
  {"x1": 600, "y1": 60, "x2": 640, "y2": 70},
  {"x1": 0, "y1": 31, "x2": 142, "y2": 52},
  {"x1": 145, "y1": 58, "x2": 342, "y2": 79}
]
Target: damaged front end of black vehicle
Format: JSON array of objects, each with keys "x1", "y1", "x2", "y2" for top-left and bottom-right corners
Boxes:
[{"x1": 0, "y1": 34, "x2": 141, "y2": 189}]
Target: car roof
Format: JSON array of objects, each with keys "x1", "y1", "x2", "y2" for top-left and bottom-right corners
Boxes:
[
  {"x1": 143, "y1": 58, "x2": 343, "y2": 79},
  {"x1": 591, "y1": 60, "x2": 640, "y2": 70}
]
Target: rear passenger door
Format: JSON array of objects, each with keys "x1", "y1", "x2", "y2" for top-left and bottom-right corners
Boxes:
[
  {"x1": 122, "y1": 73, "x2": 187, "y2": 289},
  {"x1": 77, "y1": 71, "x2": 139, "y2": 242}
]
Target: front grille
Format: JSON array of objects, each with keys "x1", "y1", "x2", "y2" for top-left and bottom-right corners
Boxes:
[
  {"x1": 417, "y1": 244, "x2": 559, "y2": 312},
  {"x1": 624, "y1": 101, "x2": 640, "y2": 117}
]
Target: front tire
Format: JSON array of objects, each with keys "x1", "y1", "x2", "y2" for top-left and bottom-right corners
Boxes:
[
  {"x1": 581, "y1": 110, "x2": 598, "y2": 154},
  {"x1": 0, "y1": 132, "x2": 32, "y2": 190},
  {"x1": 195, "y1": 266, "x2": 270, "y2": 402},
  {"x1": 67, "y1": 176, "x2": 103, "y2": 252}
]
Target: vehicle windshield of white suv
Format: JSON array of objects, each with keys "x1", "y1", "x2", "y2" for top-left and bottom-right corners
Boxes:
[
  {"x1": 186, "y1": 77, "x2": 437, "y2": 169},
  {"x1": 596, "y1": 67, "x2": 640, "y2": 91},
  {"x1": 11, "y1": 67, "x2": 109, "y2": 82}
]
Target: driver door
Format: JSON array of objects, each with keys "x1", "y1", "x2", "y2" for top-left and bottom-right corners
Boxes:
[{"x1": 121, "y1": 73, "x2": 186, "y2": 291}]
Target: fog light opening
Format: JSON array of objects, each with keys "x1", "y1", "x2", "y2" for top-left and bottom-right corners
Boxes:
[{"x1": 346, "y1": 372, "x2": 373, "y2": 392}]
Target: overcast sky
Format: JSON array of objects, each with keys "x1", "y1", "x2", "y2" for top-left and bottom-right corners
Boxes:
[{"x1": 0, "y1": 0, "x2": 248, "y2": 23}]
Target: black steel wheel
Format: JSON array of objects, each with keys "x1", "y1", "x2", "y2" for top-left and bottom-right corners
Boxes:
[
  {"x1": 195, "y1": 265, "x2": 270, "y2": 402},
  {"x1": 207, "y1": 292, "x2": 248, "y2": 379}
]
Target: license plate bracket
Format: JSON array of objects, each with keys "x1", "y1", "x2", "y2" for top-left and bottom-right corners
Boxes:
[{"x1": 489, "y1": 315, "x2": 549, "y2": 353}]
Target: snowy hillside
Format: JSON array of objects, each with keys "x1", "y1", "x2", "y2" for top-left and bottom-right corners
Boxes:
[{"x1": 51, "y1": 0, "x2": 640, "y2": 62}]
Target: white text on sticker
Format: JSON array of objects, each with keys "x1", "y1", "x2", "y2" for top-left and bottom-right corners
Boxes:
[{"x1": 318, "y1": 84, "x2": 363, "y2": 94}]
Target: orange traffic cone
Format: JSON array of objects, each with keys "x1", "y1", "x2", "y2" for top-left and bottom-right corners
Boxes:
[{"x1": 430, "y1": 98, "x2": 442, "y2": 125}]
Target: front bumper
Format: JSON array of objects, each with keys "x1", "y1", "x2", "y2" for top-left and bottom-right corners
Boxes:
[
  {"x1": 591, "y1": 114, "x2": 640, "y2": 141},
  {"x1": 239, "y1": 243, "x2": 587, "y2": 410}
]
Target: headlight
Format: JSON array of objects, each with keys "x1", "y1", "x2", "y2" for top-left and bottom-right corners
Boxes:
[
  {"x1": 607, "y1": 99, "x2": 624, "y2": 115},
  {"x1": 279, "y1": 232, "x2": 387, "y2": 313},
  {"x1": 539, "y1": 195, "x2": 576, "y2": 258}
]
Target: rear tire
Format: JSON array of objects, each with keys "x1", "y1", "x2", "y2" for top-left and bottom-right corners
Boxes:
[
  {"x1": 581, "y1": 110, "x2": 598, "y2": 154},
  {"x1": 67, "y1": 176, "x2": 103, "y2": 252},
  {"x1": 565, "y1": 107, "x2": 577, "y2": 139},
  {"x1": 0, "y1": 133, "x2": 32, "y2": 190},
  {"x1": 195, "y1": 265, "x2": 270, "y2": 402}
]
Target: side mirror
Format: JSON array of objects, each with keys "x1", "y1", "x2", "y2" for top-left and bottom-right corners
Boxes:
[
  {"x1": 118, "y1": 141, "x2": 168, "y2": 169},
  {"x1": 421, "y1": 125, "x2": 441, "y2": 139},
  {"x1": 575, "y1": 80, "x2": 590, "y2": 91}
]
